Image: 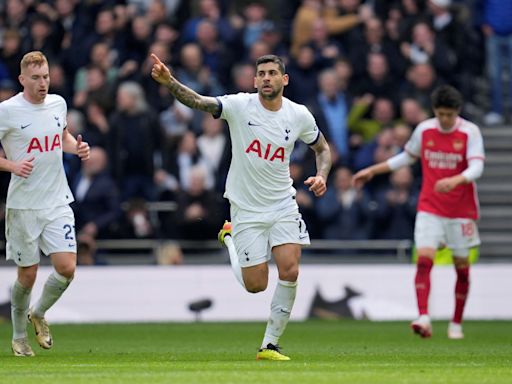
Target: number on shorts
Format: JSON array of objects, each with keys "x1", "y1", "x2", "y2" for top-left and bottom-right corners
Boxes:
[
  {"x1": 63, "y1": 224, "x2": 75, "y2": 240},
  {"x1": 460, "y1": 222, "x2": 474, "y2": 238}
]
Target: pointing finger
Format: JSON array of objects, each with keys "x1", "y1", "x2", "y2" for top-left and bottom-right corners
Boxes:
[
  {"x1": 77, "y1": 134, "x2": 82, "y2": 145},
  {"x1": 151, "y1": 53, "x2": 163, "y2": 65}
]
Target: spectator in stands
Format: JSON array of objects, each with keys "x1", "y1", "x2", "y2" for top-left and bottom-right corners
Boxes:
[
  {"x1": 119, "y1": 198, "x2": 156, "y2": 239},
  {"x1": 139, "y1": 41, "x2": 175, "y2": 112},
  {"x1": 309, "y1": 68, "x2": 350, "y2": 163},
  {"x1": 23, "y1": 14, "x2": 61, "y2": 60},
  {"x1": 175, "y1": 165, "x2": 224, "y2": 240},
  {"x1": 401, "y1": 62, "x2": 441, "y2": 111},
  {"x1": 0, "y1": 79, "x2": 17, "y2": 102},
  {"x1": 72, "y1": 147, "x2": 121, "y2": 262},
  {"x1": 108, "y1": 81, "x2": 162, "y2": 201},
  {"x1": 350, "y1": 17, "x2": 406, "y2": 80},
  {"x1": 355, "y1": 52, "x2": 397, "y2": 104},
  {"x1": 308, "y1": 17, "x2": 345, "y2": 68},
  {"x1": 400, "y1": 97, "x2": 430, "y2": 129},
  {"x1": 195, "y1": 19, "x2": 235, "y2": 87},
  {"x1": 0, "y1": 29, "x2": 24, "y2": 86},
  {"x1": 73, "y1": 64, "x2": 115, "y2": 113},
  {"x1": 240, "y1": 1, "x2": 271, "y2": 50},
  {"x1": 286, "y1": 45, "x2": 320, "y2": 104},
  {"x1": 400, "y1": 20, "x2": 457, "y2": 82},
  {"x1": 197, "y1": 113, "x2": 231, "y2": 193},
  {"x1": 481, "y1": 0, "x2": 512, "y2": 125},
  {"x1": 348, "y1": 95, "x2": 396, "y2": 143},
  {"x1": 290, "y1": 160, "x2": 321, "y2": 238},
  {"x1": 373, "y1": 166, "x2": 418, "y2": 240},
  {"x1": 181, "y1": 0, "x2": 235, "y2": 45},
  {"x1": 175, "y1": 43, "x2": 224, "y2": 132},
  {"x1": 317, "y1": 166, "x2": 374, "y2": 240},
  {"x1": 229, "y1": 62, "x2": 256, "y2": 93}
]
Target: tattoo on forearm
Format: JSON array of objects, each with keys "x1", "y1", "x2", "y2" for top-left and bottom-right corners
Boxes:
[
  {"x1": 167, "y1": 81, "x2": 220, "y2": 115},
  {"x1": 314, "y1": 135, "x2": 332, "y2": 179},
  {"x1": 316, "y1": 150, "x2": 331, "y2": 179}
]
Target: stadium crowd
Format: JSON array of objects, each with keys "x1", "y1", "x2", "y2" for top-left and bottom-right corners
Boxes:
[{"x1": 0, "y1": 0, "x2": 508, "y2": 263}]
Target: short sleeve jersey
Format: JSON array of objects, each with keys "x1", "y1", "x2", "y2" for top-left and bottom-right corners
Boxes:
[
  {"x1": 405, "y1": 117, "x2": 485, "y2": 219},
  {"x1": 0, "y1": 93, "x2": 74, "y2": 209},
  {"x1": 216, "y1": 93, "x2": 319, "y2": 212}
]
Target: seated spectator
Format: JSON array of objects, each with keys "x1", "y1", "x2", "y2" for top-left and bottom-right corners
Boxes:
[
  {"x1": 316, "y1": 166, "x2": 375, "y2": 240},
  {"x1": 290, "y1": 160, "x2": 321, "y2": 238},
  {"x1": 175, "y1": 166, "x2": 224, "y2": 240},
  {"x1": 400, "y1": 20, "x2": 457, "y2": 82},
  {"x1": 196, "y1": 113, "x2": 231, "y2": 193},
  {"x1": 400, "y1": 97, "x2": 429, "y2": 129},
  {"x1": 348, "y1": 95, "x2": 396, "y2": 143},
  {"x1": 286, "y1": 45, "x2": 320, "y2": 104},
  {"x1": 400, "y1": 62, "x2": 441, "y2": 111},
  {"x1": 373, "y1": 166, "x2": 418, "y2": 240},
  {"x1": 71, "y1": 147, "x2": 122, "y2": 264}
]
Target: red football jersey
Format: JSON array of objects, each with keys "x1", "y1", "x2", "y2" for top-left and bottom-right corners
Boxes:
[{"x1": 405, "y1": 117, "x2": 485, "y2": 219}]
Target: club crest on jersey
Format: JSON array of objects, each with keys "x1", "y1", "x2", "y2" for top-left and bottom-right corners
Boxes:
[
  {"x1": 27, "y1": 134, "x2": 61, "y2": 153},
  {"x1": 245, "y1": 139, "x2": 285, "y2": 162},
  {"x1": 426, "y1": 140, "x2": 435, "y2": 147},
  {"x1": 452, "y1": 139, "x2": 464, "y2": 151}
]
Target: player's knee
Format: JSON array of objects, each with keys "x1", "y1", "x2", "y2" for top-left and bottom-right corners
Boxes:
[
  {"x1": 244, "y1": 280, "x2": 267, "y2": 293},
  {"x1": 55, "y1": 264, "x2": 76, "y2": 280},
  {"x1": 278, "y1": 265, "x2": 299, "y2": 282}
]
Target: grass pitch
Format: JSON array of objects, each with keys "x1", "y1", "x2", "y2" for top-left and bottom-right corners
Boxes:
[{"x1": 0, "y1": 321, "x2": 511, "y2": 384}]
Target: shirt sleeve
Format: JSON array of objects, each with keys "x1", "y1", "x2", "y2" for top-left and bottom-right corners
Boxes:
[
  {"x1": 404, "y1": 124, "x2": 423, "y2": 157},
  {"x1": 216, "y1": 93, "x2": 247, "y2": 121},
  {"x1": 466, "y1": 125, "x2": 485, "y2": 160},
  {"x1": 0, "y1": 104, "x2": 11, "y2": 140},
  {"x1": 298, "y1": 106, "x2": 320, "y2": 145}
]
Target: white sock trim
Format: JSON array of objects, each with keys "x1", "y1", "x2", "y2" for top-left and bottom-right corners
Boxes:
[{"x1": 278, "y1": 279, "x2": 297, "y2": 288}]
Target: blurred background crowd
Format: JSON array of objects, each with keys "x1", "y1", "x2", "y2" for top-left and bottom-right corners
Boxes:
[{"x1": 0, "y1": 0, "x2": 509, "y2": 264}]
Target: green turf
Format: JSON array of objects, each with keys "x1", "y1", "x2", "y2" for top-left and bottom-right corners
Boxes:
[{"x1": 0, "y1": 321, "x2": 511, "y2": 384}]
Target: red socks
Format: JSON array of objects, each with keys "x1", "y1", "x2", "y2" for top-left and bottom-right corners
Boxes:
[
  {"x1": 415, "y1": 256, "x2": 433, "y2": 315},
  {"x1": 453, "y1": 265, "x2": 470, "y2": 324}
]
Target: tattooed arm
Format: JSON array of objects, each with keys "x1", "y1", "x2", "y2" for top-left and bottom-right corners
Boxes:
[
  {"x1": 304, "y1": 132, "x2": 331, "y2": 197},
  {"x1": 150, "y1": 53, "x2": 220, "y2": 116}
]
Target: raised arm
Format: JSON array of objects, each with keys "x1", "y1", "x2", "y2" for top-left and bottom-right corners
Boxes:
[
  {"x1": 150, "y1": 53, "x2": 221, "y2": 116},
  {"x1": 304, "y1": 132, "x2": 332, "y2": 197}
]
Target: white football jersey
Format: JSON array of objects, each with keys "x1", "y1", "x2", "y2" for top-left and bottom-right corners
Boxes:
[
  {"x1": 216, "y1": 93, "x2": 319, "y2": 211},
  {"x1": 0, "y1": 93, "x2": 74, "y2": 209}
]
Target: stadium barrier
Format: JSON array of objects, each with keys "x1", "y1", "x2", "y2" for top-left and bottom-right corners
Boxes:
[{"x1": 0, "y1": 264, "x2": 511, "y2": 323}]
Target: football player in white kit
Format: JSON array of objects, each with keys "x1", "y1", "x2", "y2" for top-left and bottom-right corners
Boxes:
[
  {"x1": 353, "y1": 85, "x2": 485, "y2": 340},
  {"x1": 151, "y1": 53, "x2": 331, "y2": 360},
  {"x1": 0, "y1": 51, "x2": 90, "y2": 356}
]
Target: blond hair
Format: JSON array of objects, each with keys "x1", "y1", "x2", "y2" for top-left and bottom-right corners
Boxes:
[{"x1": 20, "y1": 51, "x2": 48, "y2": 72}]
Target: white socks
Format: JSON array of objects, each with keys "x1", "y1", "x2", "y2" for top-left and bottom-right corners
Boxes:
[
  {"x1": 261, "y1": 279, "x2": 297, "y2": 348},
  {"x1": 11, "y1": 280, "x2": 31, "y2": 340},
  {"x1": 31, "y1": 271, "x2": 72, "y2": 318},
  {"x1": 224, "y1": 235, "x2": 245, "y2": 288}
]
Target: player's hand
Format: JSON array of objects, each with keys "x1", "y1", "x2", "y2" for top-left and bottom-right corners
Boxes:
[
  {"x1": 13, "y1": 156, "x2": 35, "y2": 178},
  {"x1": 434, "y1": 177, "x2": 458, "y2": 193},
  {"x1": 76, "y1": 134, "x2": 90, "y2": 161},
  {"x1": 150, "y1": 53, "x2": 173, "y2": 86},
  {"x1": 304, "y1": 175, "x2": 327, "y2": 197},
  {"x1": 352, "y1": 168, "x2": 373, "y2": 189}
]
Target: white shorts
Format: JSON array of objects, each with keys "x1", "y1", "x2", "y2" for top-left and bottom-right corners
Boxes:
[
  {"x1": 414, "y1": 211, "x2": 480, "y2": 257},
  {"x1": 5, "y1": 205, "x2": 76, "y2": 267},
  {"x1": 230, "y1": 201, "x2": 310, "y2": 268}
]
